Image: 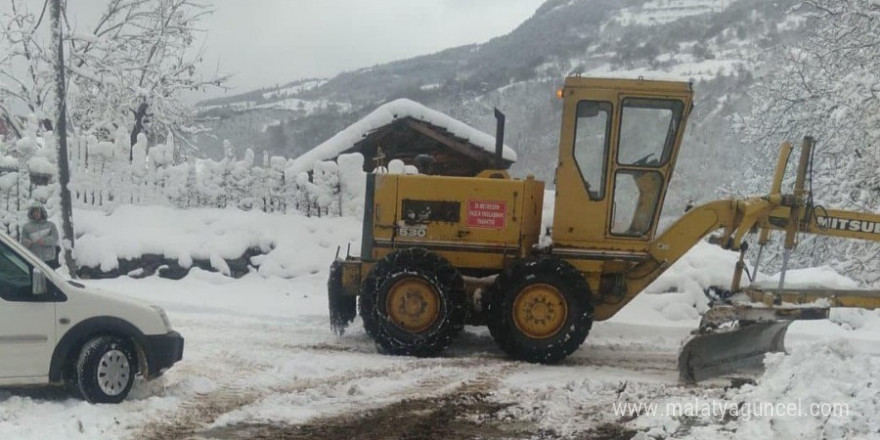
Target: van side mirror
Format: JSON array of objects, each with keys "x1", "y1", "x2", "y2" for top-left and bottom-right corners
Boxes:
[{"x1": 32, "y1": 268, "x2": 47, "y2": 296}]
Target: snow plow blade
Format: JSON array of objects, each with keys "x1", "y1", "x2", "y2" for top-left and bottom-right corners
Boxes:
[
  {"x1": 678, "y1": 321, "x2": 791, "y2": 383},
  {"x1": 328, "y1": 259, "x2": 357, "y2": 336}
]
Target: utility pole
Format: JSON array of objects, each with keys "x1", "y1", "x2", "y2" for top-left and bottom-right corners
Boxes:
[{"x1": 51, "y1": 0, "x2": 77, "y2": 277}]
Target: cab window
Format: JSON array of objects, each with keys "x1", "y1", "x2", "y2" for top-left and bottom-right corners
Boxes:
[
  {"x1": 0, "y1": 242, "x2": 32, "y2": 301},
  {"x1": 611, "y1": 170, "x2": 664, "y2": 237},
  {"x1": 617, "y1": 98, "x2": 683, "y2": 167},
  {"x1": 573, "y1": 101, "x2": 612, "y2": 200}
]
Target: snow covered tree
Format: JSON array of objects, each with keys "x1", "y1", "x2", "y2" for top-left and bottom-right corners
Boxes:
[
  {"x1": 266, "y1": 155, "x2": 287, "y2": 213},
  {"x1": 0, "y1": 1, "x2": 54, "y2": 135},
  {"x1": 737, "y1": 0, "x2": 880, "y2": 283},
  {"x1": 0, "y1": 0, "x2": 227, "y2": 155},
  {"x1": 67, "y1": 0, "x2": 227, "y2": 157}
]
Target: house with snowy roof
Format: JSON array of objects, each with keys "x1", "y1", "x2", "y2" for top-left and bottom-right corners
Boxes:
[{"x1": 287, "y1": 99, "x2": 517, "y2": 177}]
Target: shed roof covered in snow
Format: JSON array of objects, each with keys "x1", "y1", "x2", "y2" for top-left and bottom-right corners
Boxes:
[{"x1": 287, "y1": 99, "x2": 517, "y2": 177}]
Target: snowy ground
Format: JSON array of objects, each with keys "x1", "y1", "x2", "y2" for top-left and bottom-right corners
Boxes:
[{"x1": 2, "y1": 207, "x2": 880, "y2": 439}]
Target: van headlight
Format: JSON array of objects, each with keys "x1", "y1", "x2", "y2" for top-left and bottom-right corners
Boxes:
[{"x1": 151, "y1": 305, "x2": 172, "y2": 331}]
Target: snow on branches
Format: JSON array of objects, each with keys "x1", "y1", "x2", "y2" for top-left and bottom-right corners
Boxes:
[
  {"x1": 741, "y1": 0, "x2": 880, "y2": 164},
  {"x1": 1, "y1": 0, "x2": 227, "y2": 152},
  {"x1": 739, "y1": 0, "x2": 880, "y2": 284}
]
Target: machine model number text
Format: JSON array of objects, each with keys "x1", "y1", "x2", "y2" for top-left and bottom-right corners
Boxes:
[{"x1": 399, "y1": 225, "x2": 427, "y2": 238}]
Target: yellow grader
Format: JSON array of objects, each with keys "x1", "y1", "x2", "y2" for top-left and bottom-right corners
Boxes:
[{"x1": 328, "y1": 76, "x2": 880, "y2": 382}]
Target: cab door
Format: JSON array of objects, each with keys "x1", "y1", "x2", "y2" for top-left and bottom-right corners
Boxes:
[
  {"x1": 606, "y1": 96, "x2": 688, "y2": 243},
  {"x1": 0, "y1": 242, "x2": 56, "y2": 382},
  {"x1": 552, "y1": 87, "x2": 620, "y2": 249}
]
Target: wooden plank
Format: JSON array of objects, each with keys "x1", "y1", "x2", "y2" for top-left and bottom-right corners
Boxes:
[{"x1": 405, "y1": 119, "x2": 489, "y2": 163}]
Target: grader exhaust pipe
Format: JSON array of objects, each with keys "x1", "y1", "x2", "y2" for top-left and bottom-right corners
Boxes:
[{"x1": 494, "y1": 108, "x2": 505, "y2": 169}]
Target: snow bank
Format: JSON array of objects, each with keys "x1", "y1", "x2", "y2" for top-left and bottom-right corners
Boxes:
[
  {"x1": 27, "y1": 156, "x2": 56, "y2": 175},
  {"x1": 74, "y1": 206, "x2": 362, "y2": 277},
  {"x1": 337, "y1": 153, "x2": 366, "y2": 218},
  {"x1": 613, "y1": 240, "x2": 741, "y2": 325},
  {"x1": 286, "y1": 98, "x2": 517, "y2": 175},
  {"x1": 754, "y1": 265, "x2": 860, "y2": 290},
  {"x1": 731, "y1": 342, "x2": 880, "y2": 438}
]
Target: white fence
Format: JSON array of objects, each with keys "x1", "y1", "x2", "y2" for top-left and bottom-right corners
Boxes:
[{"x1": 0, "y1": 133, "x2": 367, "y2": 239}]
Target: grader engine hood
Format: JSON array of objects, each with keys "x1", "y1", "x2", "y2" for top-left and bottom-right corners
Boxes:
[{"x1": 361, "y1": 173, "x2": 545, "y2": 270}]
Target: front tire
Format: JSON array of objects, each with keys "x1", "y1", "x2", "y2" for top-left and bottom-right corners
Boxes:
[
  {"x1": 75, "y1": 336, "x2": 137, "y2": 404},
  {"x1": 359, "y1": 248, "x2": 466, "y2": 357},
  {"x1": 488, "y1": 257, "x2": 593, "y2": 363}
]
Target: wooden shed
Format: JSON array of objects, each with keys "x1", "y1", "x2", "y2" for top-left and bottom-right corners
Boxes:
[{"x1": 287, "y1": 99, "x2": 517, "y2": 177}]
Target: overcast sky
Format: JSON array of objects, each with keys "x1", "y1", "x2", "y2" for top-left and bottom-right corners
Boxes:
[
  {"x1": 6, "y1": 0, "x2": 545, "y2": 94},
  {"x1": 35, "y1": 0, "x2": 542, "y2": 99},
  {"x1": 198, "y1": 0, "x2": 545, "y2": 96},
  {"x1": 4, "y1": 0, "x2": 544, "y2": 99}
]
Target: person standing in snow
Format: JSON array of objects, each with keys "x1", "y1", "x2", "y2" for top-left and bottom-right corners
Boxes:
[{"x1": 20, "y1": 202, "x2": 60, "y2": 269}]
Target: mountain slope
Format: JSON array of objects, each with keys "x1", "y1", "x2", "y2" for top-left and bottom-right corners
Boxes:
[{"x1": 195, "y1": 0, "x2": 803, "y2": 216}]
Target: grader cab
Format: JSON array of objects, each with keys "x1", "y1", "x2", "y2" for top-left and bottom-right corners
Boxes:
[{"x1": 329, "y1": 76, "x2": 880, "y2": 381}]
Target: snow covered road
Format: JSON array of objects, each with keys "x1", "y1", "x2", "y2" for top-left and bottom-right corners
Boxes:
[
  {"x1": 0, "y1": 267, "x2": 702, "y2": 440},
  {"x1": 1, "y1": 262, "x2": 876, "y2": 439},
  {"x1": 92, "y1": 271, "x2": 701, "y2": 440}
]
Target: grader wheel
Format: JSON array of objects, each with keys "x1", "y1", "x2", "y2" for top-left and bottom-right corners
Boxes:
[
  {"x1": 512, "y1": 283, "x2": 569, "y2": 339},
  {"x1": 385, "y1": 277, "x2": 441, "y2": 333},
  {"x1": 488, "y1": 257, "x2": 593, "y2": 363},
  {"x1": 359, "y1": 248, "x2": 466, "y2": 357}
]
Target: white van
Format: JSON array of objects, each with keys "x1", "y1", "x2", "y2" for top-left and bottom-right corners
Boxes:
[{"x1": 0, "y1": 231, "x2": 183, "y2": 403}]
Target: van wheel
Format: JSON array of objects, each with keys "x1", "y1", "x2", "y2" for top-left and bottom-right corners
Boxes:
[
  {"x1": 359, "y1": 248, "x2": 466, "y2": 357},
  {"x1": 75, "y1": 336, "x2": 137, "y2": 404},
  {"x1": 488, "y1": 257, "x2": 593, "y2": 364}
]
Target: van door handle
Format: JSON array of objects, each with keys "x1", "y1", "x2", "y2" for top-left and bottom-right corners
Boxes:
[{"x1": 59, "y1": 318, "x2": 70, "y2": 325}]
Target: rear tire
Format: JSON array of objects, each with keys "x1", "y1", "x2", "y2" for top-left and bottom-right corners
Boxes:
[
  {"x1": 488, "y1": 257, "x2": 593, "y2": 363},
  {"x1": 75, "y1": 336, "x2": 137, "y2": 404},
  {"x1": 359, "y1": 248, "x2": 466, "y2": 357}
]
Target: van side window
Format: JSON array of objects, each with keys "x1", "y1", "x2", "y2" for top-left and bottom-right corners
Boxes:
[{"x1": 0, "y1": 243, "x2": 32, "y2": 301}]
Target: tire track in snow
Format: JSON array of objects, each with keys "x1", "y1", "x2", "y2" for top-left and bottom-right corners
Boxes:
[
  {"x1": 195, "y1": 362, "x2": 521, "y2": 440},
  {"x1": 133, "y1": 356, "x2": 518, "y2": 440},
  {"x1": 134, "y1": 312, "x2": 693, "y2": 440},
  {"x1": 567, "y1": 346, "x2": 679, "y2": 374}
]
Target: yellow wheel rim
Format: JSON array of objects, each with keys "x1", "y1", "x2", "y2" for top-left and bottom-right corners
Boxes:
[
  {"x1": 386, "y1": 277, "x2": 440, "y2": 333},
  {"x1": 512, "y1": 283, "x2": 568, "y2": 339}
]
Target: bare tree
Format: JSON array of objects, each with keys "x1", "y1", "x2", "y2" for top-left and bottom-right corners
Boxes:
[
  {"x1": 64, "y1": 0, "x2": 227, "y2": 158},
  {"x1": 1, "y1": 0, "x2": 227, "y2": 156},
  {"x1": 0, "y1": 0, "x2": 54, "y2": 135},
  {"x1": 737, "y1": 0, "x2": 880, "y2": 283},
  {"x1": 740, "y1": 0, "x2": 880, "y2": 162}
]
